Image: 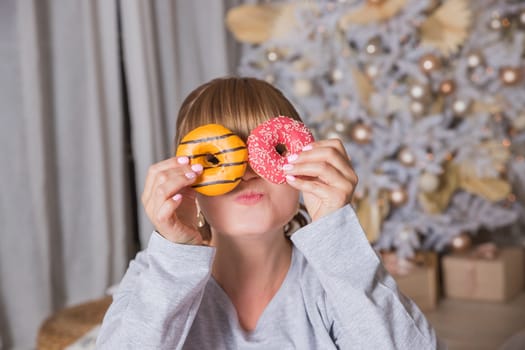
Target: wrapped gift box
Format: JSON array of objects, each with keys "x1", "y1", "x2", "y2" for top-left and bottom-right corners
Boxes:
[
  {"x1": 442, "y1": 245, "x2": 524, "y2": 302},
  {"x1": 381, "y1": 251, "x2": 439, "y2": 312}
]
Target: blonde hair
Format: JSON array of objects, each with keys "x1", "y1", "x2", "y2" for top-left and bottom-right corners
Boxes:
[
  {"x1": 174, "y1": 76, "x2": 309, "y2": 239},
  {"x1": 174, "y1": 76, "x2": 303, "y2": 150}
]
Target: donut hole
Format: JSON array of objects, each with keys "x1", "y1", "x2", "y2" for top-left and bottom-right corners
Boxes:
[
  {"x1": 275, "y1": 143, "x2": 288, "y2": 157},
  {"x1": 205, "y1": 153, "x2": 220, "y2": 167}
]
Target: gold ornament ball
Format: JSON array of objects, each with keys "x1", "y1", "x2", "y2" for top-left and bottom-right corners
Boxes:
[
  {"x1": 365, "y1": 64, "x2": 379, "y2": 79},
  {"x1": 353, "y1": 188, "x2": 367, "y2": 201},
  {"x1": 331, "y1": 69, "x2": 344, "y2": 82},
  {"x1": 389, "y1": 188, "x2": 408, "y2": 206},
  {"x1": 439, "y1": 80, "x2": 456, "y2": 95},
  {"x1": 323, "y1": 128, "x2": 344, "y2": 140},
  {"x1": 513, "y1": 112, "x2": 525, "y2": 131},
  {"x1": 410, "y1": 101, "x2": 425, "y2": 116},
  {"x1": 350, "y1": 123, "x2": 373, "y2": 144},
  {"x1": 519, "y1": 11, "x2": 525, "y2": 28},
  {"x1": 293, "y1": 79, "x2": 313, "y2": 96},
  {"x1": 264, "y1": 75, "x2": 275, "y2": 84},
  {"x1": 489, "y1": 18, "x2": 502, "y2": 30},
  {"x1": 398, "y1": 147, "x2": 416, "y2": 166},
  {"x1": 267, "y1": 50, "x2": 279, "y2": 62},
  {"x1": 451, "y1": 233, "x2": 472, "y2": 252},
  {"x1": 499, "y1": 66, "x2": 522, "y2": 86},
  {"x1": 418, "y1": 172, "x2": 440, "y2": 192},
  {"x1": 419, "y1": 54, "x2": 441, "y2": 74}
]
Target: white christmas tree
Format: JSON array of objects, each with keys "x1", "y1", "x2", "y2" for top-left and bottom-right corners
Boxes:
[{"x1": 226, "y1": 0, "x2": 525, "y2": 257}]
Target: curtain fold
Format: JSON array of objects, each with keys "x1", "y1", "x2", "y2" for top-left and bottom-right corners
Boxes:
[
  {"x1": 2, "y1": 0, "x2": 133, "y2": 348},
  {"x1": 120, "y1": 0, "x2": 241, "y2": 246}
]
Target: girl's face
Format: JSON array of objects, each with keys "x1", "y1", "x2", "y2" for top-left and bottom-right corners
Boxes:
[{"x1": 196, "y1": 166, "x2": 300, "y2": 239}]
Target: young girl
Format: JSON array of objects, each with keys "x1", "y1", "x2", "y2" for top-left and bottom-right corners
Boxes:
[{"x1": 97, "y1": 77, "x2": 445, "y2": 349}]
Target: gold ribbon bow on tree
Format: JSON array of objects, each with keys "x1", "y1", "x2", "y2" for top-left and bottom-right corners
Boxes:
[{"x1": 419, "y1": 141, "x2": 511, "y2": 214}]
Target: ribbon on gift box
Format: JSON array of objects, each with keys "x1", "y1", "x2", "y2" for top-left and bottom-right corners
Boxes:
[
  {"x1": 464, "y1": 242, "x2": 499, "y2": 297},
  {"x1": 468, "y1": 242, "x2": 499, "y2": 260}
]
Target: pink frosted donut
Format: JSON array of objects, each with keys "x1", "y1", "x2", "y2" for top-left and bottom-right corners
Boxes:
[{"x1": 247, "y1": 116, "x2": 314, "y2": 183}]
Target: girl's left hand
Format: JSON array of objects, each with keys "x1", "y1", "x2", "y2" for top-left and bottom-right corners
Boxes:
[{"x1": 284, "y1": 139, "x2": 358, "y2": 222}]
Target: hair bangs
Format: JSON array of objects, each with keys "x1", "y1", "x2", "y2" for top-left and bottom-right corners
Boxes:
[{"x1": 174, "y1": 77, "x2": 302, "y2": 153}]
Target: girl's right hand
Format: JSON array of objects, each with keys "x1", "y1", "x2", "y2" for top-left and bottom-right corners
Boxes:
[{"x1": 141, "y1": 156, "x2": 205, "y2": 245}]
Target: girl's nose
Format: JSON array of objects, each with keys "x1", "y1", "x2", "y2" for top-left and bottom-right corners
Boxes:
[{"x1": 241, "y1": 165, "x2": 258, "y2": 181}]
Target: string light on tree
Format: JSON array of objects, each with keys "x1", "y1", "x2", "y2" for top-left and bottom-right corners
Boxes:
[
  {"x1": 489, "y1": 17, "x2": 502, "y2": 30},
  {"x1": 439, "y1": 80, "x2": 456, "y2": 95},
  {"x1": 267, "y1": 50, "x2": 279, "y2": 62},
  {"x1": 499, "y1": 66, "x2": 522, "y2": 86},
  {"x1": 450, "y1": 233, "x2": 472, "y2": 252},
  {"x1": 419, "y1": 53, "x2": 441, "y2": 74},
  {"x1": 324, "y1": 120, "x2": 351, "y2": 141},
  {"x1": 366, "y1": 37, "x2": 382, "y2": 55},
  {"x1": 452, "y1": 99, "x2": 470, "y2": 116},
  {"x1": 409, "y1": 83, "x2": 429, "y2": 100},
  {"x1": 489, "y1": 11, "x2": 502, "y2": 30},
  {"x1": 349, "y1": 122, "x2": 373, "y2": 144},
  {"x1": 466, "y1": 51, "x2": 483, "y2": 68},
  {"x1": 389, "y1": 187, "x2": 409, "y2": 206},
  {"x1": 398, "y1": 147, "x2": 416, "y2": 166}
]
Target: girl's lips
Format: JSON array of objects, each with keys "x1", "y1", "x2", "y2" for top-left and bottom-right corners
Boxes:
[{"x1": 234, "y1": 192, "x2": 264, "y2": 205}]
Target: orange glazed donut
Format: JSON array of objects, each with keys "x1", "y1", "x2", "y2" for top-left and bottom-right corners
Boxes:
[
  {"x1": 176, "y1": 124, "x2": 248, "y2": 196},
  {"x1": 247, "y1": 116, "x2": 314, "y2": 184}
]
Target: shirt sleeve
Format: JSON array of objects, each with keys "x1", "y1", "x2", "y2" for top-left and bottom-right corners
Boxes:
[
  {"x1": 96, "y1": 231, "x2": 216, "y2": 350},
  {"x1": 290, "y1": 205, "x2": 447, "y2": 350}
]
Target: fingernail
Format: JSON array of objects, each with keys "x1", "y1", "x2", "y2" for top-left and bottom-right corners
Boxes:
[
  {"x1": 191, "y1": 164, "x2": 203, "y2": 173},
  {"x1": 185, "y1": 172, "x2": 196, "y2": 179},
  {"x1": 178, "y1": 156, "x2": 189, "y2": 164},
  {"x1": 282, "y1": 164, "x2": 294, "y2": 171},
  {"x1": 287, "y1": 154, "x2": 298, "y2": 163},
  {"x1": 172, "y1": 193, "x2": 182, "y2": 201},
  {"x1": 285, "y1": 175, "x2": 296, "y2": 182},
  {"x1": 302, "y1": 144, "x2": 313, "y2": 151}
]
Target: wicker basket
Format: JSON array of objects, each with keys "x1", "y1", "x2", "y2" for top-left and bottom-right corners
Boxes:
[{"x1": 37, "y1": 296, "x2": 112, "y2": 350}]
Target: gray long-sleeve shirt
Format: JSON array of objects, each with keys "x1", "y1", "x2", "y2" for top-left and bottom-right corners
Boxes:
[{"x1": 96, "y1": 205, "x2": 446, "y2": 349}]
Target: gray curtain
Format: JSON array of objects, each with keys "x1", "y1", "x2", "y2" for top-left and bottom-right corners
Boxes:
[
  {"x1": 121, "y1": 0, "x2": 241, "y2": 246},
  {"x1": 0, "y1": 0, "x2": 240, "y2": 348}
]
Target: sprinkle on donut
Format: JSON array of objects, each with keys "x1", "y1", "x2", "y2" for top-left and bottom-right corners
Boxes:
[
  {"x1": 176, "y1": 124, "x2": 248, "y2": 196},
  {"x1": 247, "y1": 116, "x2": 314, "y2": 184}
]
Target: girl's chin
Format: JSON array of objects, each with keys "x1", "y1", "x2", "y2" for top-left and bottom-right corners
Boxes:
[{"x1": 213, "y1": 223, "x2": 286, "y2": 239}]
